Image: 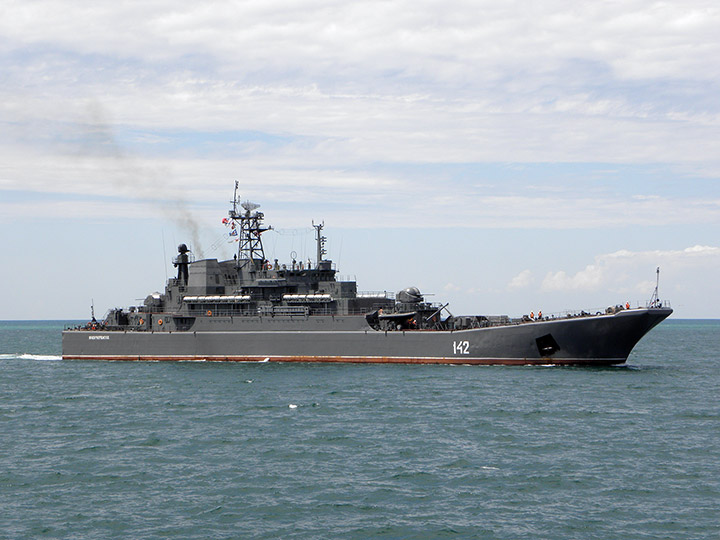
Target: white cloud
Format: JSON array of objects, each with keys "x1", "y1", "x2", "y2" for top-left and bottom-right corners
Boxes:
[
  {"x1": 2, "y1": 0, "x2": 719, "y2": 171},
  {"x1": 4, "y1": 1, "x2": 719, "y2": 81},
  {"x1": 541, "y1": 246, "x2": 720, "y2": 294},
  {"x1": 542, "y1": 266, "x2": 604, "y2": 291},
  {"x1": 508, "y1": 269, "x2": 534, "y2": 290},
  {"x1": 3, "y1": 140, "x2": 720, "y2": 230}
]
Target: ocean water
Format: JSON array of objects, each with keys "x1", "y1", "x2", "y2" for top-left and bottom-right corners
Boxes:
[{"x1": 0, "y1": 320, "x2": 718, "y2": 540}]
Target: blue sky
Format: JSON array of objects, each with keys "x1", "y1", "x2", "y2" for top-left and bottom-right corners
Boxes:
[{"x1": 1, "y1": 0, "x2": 719, "y2": 319}]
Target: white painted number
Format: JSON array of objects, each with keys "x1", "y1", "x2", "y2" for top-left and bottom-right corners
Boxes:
[{"x1": 453, "y1": 340, "x2": 470, "y2": 355}]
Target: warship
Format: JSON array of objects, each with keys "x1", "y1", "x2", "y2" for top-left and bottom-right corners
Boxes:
[{"x1": 63, "y1": 183, "x2": 672, "y2": 365}]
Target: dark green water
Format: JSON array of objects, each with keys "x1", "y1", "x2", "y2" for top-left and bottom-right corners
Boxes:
[{"x1": 1, "y1": 320, "x2": 718, "y2": 539}]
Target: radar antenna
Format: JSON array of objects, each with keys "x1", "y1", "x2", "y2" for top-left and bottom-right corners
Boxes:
[
  {"x1": 228, "y1": 181, "x2": 271, "y2": 269},
  {"x1": 241, "y1": 201, "x2": 260, "y2": 213}
]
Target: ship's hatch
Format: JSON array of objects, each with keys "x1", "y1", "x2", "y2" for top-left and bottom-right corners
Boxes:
[
  {"x1": 173, "y1": 316, "x2": 196, "y2": 332},
  {"x1": 536, "y1": 333, "x2": 560, "y2": 356}
]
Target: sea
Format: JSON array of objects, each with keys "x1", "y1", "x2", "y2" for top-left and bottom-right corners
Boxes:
[{"x1": 0, "y1": 319, "x2": 718, "y2": 540}]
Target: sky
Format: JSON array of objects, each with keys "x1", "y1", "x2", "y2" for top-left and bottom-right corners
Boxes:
[{"x1": 1, "y1": 0, "x2": 719, "y2": 319}]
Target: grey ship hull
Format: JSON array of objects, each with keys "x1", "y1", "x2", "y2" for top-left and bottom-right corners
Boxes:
[{"x1": 62, "y1": 307, "x2": 671, "y2": 366}]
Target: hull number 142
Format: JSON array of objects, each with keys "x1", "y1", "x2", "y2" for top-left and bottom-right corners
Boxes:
[{"x1": 453, "y1": 340, "x2": 470, "y2": 354}]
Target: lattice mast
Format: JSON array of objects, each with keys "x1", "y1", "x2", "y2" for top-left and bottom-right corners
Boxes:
[{"x1": 228, "y1": 181, "x2": 271, "y2": 269}]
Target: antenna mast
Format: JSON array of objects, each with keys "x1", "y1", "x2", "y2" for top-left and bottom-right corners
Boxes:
[
  {"x1": 231, "y1": 180, "x2": 239, "y2": 216},
  {"x1": 649, "y1": 266, "x2": 661, "y2": 307},
  {"x1": 228, "y1": 181, "x2": 271, "y2": 269},
  {"x1": 312, "y1": 221, "x2": 326, "y2": 268}
]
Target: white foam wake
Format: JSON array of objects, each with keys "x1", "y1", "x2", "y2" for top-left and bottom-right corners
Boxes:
[{"x1": 0, "y1": 353, "x2": 63, "y2": 361}]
